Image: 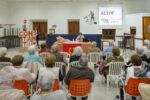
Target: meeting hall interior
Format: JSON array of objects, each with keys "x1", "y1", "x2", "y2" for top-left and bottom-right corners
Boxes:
[{"x1": 1, "y1": 0, "x2": 150, "y2": 100}]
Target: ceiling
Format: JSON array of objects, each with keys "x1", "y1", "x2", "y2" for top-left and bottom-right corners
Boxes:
[{"x1": 0, "y1": 0, "x2": 126, "y2": 2}]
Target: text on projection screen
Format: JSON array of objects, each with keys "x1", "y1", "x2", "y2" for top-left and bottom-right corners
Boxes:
[{"x1": 99, "y1": 7, "x2": 122, "y2": 25}]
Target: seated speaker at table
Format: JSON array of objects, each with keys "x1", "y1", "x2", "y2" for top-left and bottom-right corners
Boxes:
[{"x1": 75, "y1": 32, "x2": 85, "y2": 42}]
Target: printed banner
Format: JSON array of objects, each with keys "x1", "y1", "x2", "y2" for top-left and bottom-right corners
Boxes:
[{"x1": 63, "y1": 43, "x2": 81, "y2": 55}]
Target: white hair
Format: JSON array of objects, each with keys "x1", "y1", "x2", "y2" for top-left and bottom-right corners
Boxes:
[
  {"x1": 79, "y1": 55, "x2": 88, "y2": 67},
  {"x1": 0, "y1": 66, "x2": 16, "y2": 84},
  {"x1": 38, "y1": 70, "x2": 55, "y2": 92},
  {"x1": 28, "y1": 45, "x2": 36, "y2": 55},
  {"x1": 0, "y1": 47, "x2": 7, "y2": 57},
  {"x1": 136, "y1": 47, "x2": 144, "y2": 56},
  {"x1": 144, "y1": 40, "x2": 149, "y2": 45},
  {"x1": 74, "y1": 46, "x2": 83, "y2": 56}
]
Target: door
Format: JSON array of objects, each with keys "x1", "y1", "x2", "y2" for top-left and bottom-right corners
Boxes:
[
  {"x1": 33, "y1": 22, "x2": 47, "y2": 44},
  {"x1": 68, "y1": 21, "x2": 79, "y2": 34},
  {"x1": 143, "y1": 17, "x2": 150, "y2": 41},
  {"x1": 130, "y1": 27, "x2": 136, "y2": 50}
]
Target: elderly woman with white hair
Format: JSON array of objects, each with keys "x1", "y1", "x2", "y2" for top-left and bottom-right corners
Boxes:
[
  {"x1": 31, "y1": 70, "x2": 67, "y2": 100},
  {"x1": 69, "y1": 46, "x2": 83, "y2": 63},
  {"x1": 0, "y1": 47, "x2": 11, "y2": 62},
  {"x1": 0, "y1": 67, "x2": 27, "y2": 100},
  {"x1": 65, "y1": 55, "x2": 94, "y2": 100},
  {"x1": 143, "y1": 39, "x2": 150, "y2": 52},
  {"x1": 24, "y1": 45, "x2": 44, "y2": 65}
]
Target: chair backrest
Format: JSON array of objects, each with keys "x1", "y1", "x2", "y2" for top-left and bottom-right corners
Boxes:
[
  {"x1": 52, "y1": 79, "x2": 59, "y2": 92},
  {"x1": 144, "y1": 51, "x2": 150, "y2": 58},
  {"x1": 60, "y1": 52, "x2": 70, "y2": 58},
  {"x1": 22, "y1": 62, "x2": 43, "y2": 75},
  {"x1": 14, "y1": 80, "x2": 30, "y2": 96},
  {"x1": 39, "y1": 52, "x2": 50, "y2": 62},
  {"x1": 105, "y1": 52, "x2": 113, "y2": 60},
  {"x1": 88, "y1": 52, "x2": 101, "y2": 63},
  {"x1": 69, "y1": 61, "x2": 79, "y2": 68},
  {"x1": 108, "y1": 62, "x2": 124, "y2": 76},
  {"x1": 69, "y1": 79, "x2": 91, "y2": 97},
  {"x1": 0, "y1": 62, "x2": 12, "y2": 70},
  {"x1": 126, "y1": 78, "x2": 149, "y2": 96},
  {"x1": 55, "y1": 62, "x2": 65, "y2": 74}
]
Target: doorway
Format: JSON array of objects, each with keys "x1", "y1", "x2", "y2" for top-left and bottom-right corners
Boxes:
[
  {"x1": 143, "y1": 17, "x2": 150, "y2": 42},
  {"x1": 33, "y1": 22, "x2": 47, "y2": 40},
  {"x1": 68, "y1": 20, "x2": 80, "y2": 34},
  {"x1": 130, "y1": 27, "x2": 136, "y2": 50}
]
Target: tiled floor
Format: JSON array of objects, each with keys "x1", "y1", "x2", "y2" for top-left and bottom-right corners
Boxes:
[{"x1": 6, "y1": 47, "x2": 142, "y2": 100}]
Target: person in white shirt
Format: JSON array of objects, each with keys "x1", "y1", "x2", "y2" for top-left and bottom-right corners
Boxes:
[
  {"x1": 76, "y1": 32, "x2": 85, "y2": 42},
  {"x1": 31, "y1": 70, "x2": 67, "y2": 100},
  {"x1": 8, "y1": 55, "x2": 35, "y2": 84},
  {"x1": 118, "y1": 55, "x2": 146, "y2": 100},
  {"x1": 39, "y1": 54, "x2": 59, "y2": 80}
]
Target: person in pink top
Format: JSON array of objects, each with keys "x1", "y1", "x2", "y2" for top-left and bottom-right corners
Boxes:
[{"x1": 39, "y1": 43, "x2": 51, "y2": 54}]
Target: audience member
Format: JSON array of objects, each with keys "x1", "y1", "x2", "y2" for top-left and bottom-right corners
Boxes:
[
  {"x1": 88, "y1": 41, "x2": 100, "y2": 53},
  {"x1": 76, "y1": 32, "x2": 85, "y2": 42},
  {"x1": 65, "y1": 55, "x2": 94, "y2": 100},
  {"x1": 51, "y1": 44, "x2": 67, "y2": 64},
  {"x1": 0, "y1": 67, "x2": 27, "y2": 100},
  {"x1": 103, "y1": 46, "x2": 124, "y2": 80},
  {"x1": 103, "y1": 40, "x2": 114, "y2": 55},
  {"x1": 31, "y1": 70, "x2": 67, "y2": 100},
  {"x1": 24, "y1": 45, "x2": 44, "y2": 65},
  {"x1": 51, "y1": 44, "x2": 67, "y2": 77},
  {"x1": 0, "y1": 47, "x2": 11, "y2": 62},
  {"x1": 39, "y1": 42, "x2": 51, "y2": 54},
  {"x1": 39, "y1": 54, "x2": 60, "y2": 80},
  {"x1": 143, "y1": 40, "x2": 149, "y2": 52},
  {"x1": 126, "y1": 47, "x2": 150, "y2": 69},
  {"x1": 69, "y1": 46, "x2": 83, "y2": 63},
  {"x1": 119, "y1": 55, "x2": 146, "y2": 100},
  {"x1": 11, "y1": 55, "x2": 35, "y2": 84}
]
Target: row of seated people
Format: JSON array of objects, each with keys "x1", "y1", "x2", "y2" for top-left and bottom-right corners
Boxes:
[
  {"x1": 1, "y1": 39, "x2": 150, "y2": 100},
  {"x1": 0, "y1": 44, "x2": 95, "y2": 100},
  {"x1": 102, "y1": 40, "x2": 150, "y2": 100}
]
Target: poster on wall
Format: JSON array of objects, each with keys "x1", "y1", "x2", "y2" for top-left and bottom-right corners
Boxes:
[{"x1": 99, "y1": 7, "x2": 122, "y2": 25}]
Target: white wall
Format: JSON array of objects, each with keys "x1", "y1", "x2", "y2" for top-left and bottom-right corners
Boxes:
[
  {"x1": 0, "y1": 0, "x2": 9, "y2": 24},
  {"x1": 8, "y1": 0, "x2": 150, "y2": 35},
  {"x1": 9, "y1": 1, "x2": 99, "y2": 34}
]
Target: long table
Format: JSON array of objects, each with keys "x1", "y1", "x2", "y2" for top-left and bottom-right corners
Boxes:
[{"x1": 57, "y1": 42, "x2": 92, "y2": 54}]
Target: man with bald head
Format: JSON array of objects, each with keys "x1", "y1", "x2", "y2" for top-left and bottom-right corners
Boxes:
[
  {"x1": 88, "y1": 41, "x2": 100, "y2": 53},
  {"x1": 65, "y1": 55, "x2": 94, "y2": 100}
]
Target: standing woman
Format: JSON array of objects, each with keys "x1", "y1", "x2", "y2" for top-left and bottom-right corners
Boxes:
[{"x1": 36, "y1": 27, "x2": 40, "y2": 47}]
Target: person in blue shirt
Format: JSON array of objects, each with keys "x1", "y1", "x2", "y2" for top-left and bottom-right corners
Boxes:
[
  {"x1": 24, "y1": 45, "x2": 44, "y2": 65},
  {"x1": 102, "y1": 40, "x2": 114, "y2": 55}
]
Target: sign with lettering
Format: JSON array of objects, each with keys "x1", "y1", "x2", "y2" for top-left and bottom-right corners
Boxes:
[
  {"x1": 18, "y1": 31, "x2": 37, "y2": 47},
  {"x1": 99, "y1": 7, "x2": 122, "y2": 25}
]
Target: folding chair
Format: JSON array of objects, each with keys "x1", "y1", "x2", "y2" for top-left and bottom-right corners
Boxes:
[
  {"x1": 69, "y1": 61, "x2": 79, "y2": 68},
  {"x1": 69, "y1": 79, "x2": 91, "y2": 99},
  {"x1": 14, "y1": 80, "x2": 31, "y2": 96},
  {"x1": 107, "y1": 62, "x2": 124, "y2": 88},
  {"x1": 88, "y1": 52, "x2": 101, "y2": 69},
  {"x1": 121, "y1": 78, "x2": 149, "y2": 100}
]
